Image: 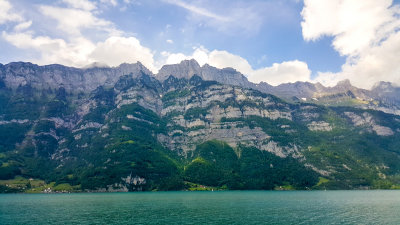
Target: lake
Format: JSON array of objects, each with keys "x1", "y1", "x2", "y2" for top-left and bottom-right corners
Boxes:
[{"x1": 1, "y1": 191, "x2": 399, "y2": 224}]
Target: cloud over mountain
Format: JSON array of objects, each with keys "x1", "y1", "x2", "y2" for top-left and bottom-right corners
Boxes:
[{"x1": 302, "y1": 0, "x2": 400, "y2": 88}]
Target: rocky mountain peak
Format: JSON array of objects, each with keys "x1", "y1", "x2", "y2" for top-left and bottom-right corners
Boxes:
[
  {"x1": 2, "y1": 60, "x2": 400, "y2": 116},
  {"x1": 370, "y1": 81, "x2": 400, "y2": 105},
  {"x1": 115, "y1": 62, "x2": 154, "y2": 77},
  {"x1": 335, "y1": 79, "x2": 353, "y2": 89},
  {"x1": 157, "y1": 59, "x2": 201, "y2": 81},
  {"x1": 372, "y1": 81, "x2": 395, "y2": 92},
  {"x1": 200, "y1": 63, "x2": 253, "y2": 88},
  {"x1": 181, "y1": 59, "x2": 201, "y2": 68}
]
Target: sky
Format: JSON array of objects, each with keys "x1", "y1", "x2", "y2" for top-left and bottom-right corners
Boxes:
[{"x1": 0, "y1": 0, "x2": 400, "y2": 89}]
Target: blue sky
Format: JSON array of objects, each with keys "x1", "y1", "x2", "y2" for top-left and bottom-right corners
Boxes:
[{"x1": 1, "y1": 0, "x2": 400, "y2": 88}]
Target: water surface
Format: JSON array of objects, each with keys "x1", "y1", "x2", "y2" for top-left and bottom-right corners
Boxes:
[{"x1": 1, "y1": 191, "x2": 399, "y2": 224}]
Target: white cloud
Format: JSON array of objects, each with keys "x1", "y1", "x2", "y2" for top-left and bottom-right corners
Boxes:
[
  {"x1": 2, "y1": 30, "x2": 158, "y2": 72},
  {"x1": 207, "y1": 50, "x2": 253, "y2": 74},
  {"x1": 162, "y1": 0, "x2": 268, "y2": 34},
  {"x1": 163, "y1": 0, "x2": 230, "y2": 22},
  {"x1": 318, "y1": 30, "x2": 400, "y2": 88},
  {"x1": 250, "y1": 61, "x2": 311, "y2": 86},
  {"x1": 2, "y1": 31, "x2": 96, "y2": 67},
  {"x1": 161, "y1": 47, "x2": 311, "y2": 86},
  {"x1": 90, "y1": 36, "x2": 157, "y2": 72},
  {"x1": 0, "y1": 0, "x2": 23, "y2": 24},
  {"x1": 161, "y1": 47, "x2": 210, "y2": 67},
  {"x1": 302, "y1": 0, "x2": 396, "y2": 56},
  {"x1": 302, "y1": 0, "x2": 400, "y2": 88},
  {"x1": 1, "y1": 0, "x2": 157, "y2": 72},
  {"x1": 206, "y1": 50, "x2": 311, "y2": 86},
  {"x1": 62, "y1": 0, "x2": 97, "y2": 11},
  {"x1": 40, "y1": 6, "x2": 117, "y2": 37},
  {"x1": 161, "y1": 52, "x2": 186, "y2": 65},
  {"x1": 166, "y1": 39, "x2": 174, "y2": 44},
  {"x1": 14, "y1": 21, "x2": 32, "y2": 31}
]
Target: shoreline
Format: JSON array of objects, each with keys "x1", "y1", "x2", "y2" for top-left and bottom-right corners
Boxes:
[{"x1": 2, "y1": 188, "x2": 400, "y2": 194}]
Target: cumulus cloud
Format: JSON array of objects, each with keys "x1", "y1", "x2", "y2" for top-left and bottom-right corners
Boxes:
[
  {"x1": 2, "y1": 32, "x2": 96, "y2": 67},
  {"x1": 302, "y1": 0, "x2": 400, "y2": 88},
  {"x1": 62, "y1": 0, "x2": 97, "y2": 11},
  {"x1": 206, "y1": 51, "x2": 311, "y2": 86},
  {"x1": 3, "y1": 30, "x2": 157, "y2": 72},
  {"x1": 40, "y1": 6, "x2": 117, "y2": 37},
  {"x1": 0, "y1": 0, "x2": 158, "y2": 73},
  {"x1": 162, "y1": 47, "x2": 311, "y2": 86},
  {"x1": 90, "y1": 36, "x2": 156, "y2": 72},
  {"x1": 207, "y1": 50, "x2": 253, "y2": 75},
  {"x1": 0, "y1": 0, "x2": 23, "y2": 24},
  {"x1": 250, "y1": 61, "x2": 311, "y2": 86}
]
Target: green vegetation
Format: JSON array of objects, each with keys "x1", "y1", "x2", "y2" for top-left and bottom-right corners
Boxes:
[
  {"x1": 184, "y1": 181, "x2": 221, "y2": 191},
  {"x1": 183, "y1": 140, "x2": 318, "y2": 190},
  {"x1": 162, "y1": 89, "x2": 191, "y2": 102},
  {"x1": 1, "y1": 74, "x2": 400, "y2": 193},
  {"x1": 184, "y1": 107, "x2": 208, "y2": 120}
]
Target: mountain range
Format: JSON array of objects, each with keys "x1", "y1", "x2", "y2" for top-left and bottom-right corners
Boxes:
[{"x1": 1, "y1": 60, "x2": 400, "y2": 192}]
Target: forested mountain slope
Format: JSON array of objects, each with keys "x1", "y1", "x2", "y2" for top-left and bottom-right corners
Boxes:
[{"x1": 1, "y1": 61, "x2": 400, "y2": 192}]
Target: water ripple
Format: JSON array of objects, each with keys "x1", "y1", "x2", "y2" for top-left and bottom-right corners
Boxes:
[{"x1": 1, "y1": 191, "x2": 400, "y2": 225}]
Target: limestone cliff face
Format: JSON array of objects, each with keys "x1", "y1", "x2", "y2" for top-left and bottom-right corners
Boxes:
[
  {"x1": 157, "y1": 59, "x2": 201, "y2": 81},
  {"x1": 257, "y1": 79, "x2": 400, "y2": 115},
  {"x1": 4, "y1": 55, "x2": 400, "y2": 195},
  {"x1": 0, "y1": 62, "x2": 152, "y2": 92},
  {"x1": 344, "y1": 112, "x2": 394, "y2": 136},
  {"x1": 157, "y1": 60, "x2": 254, "y2": 89},
  {"x1": 156, "y1": 80, "x2": 297, "y2": 156},
  {"x1": 2, "y1": 61, "x2": 398, "y2": 161},
  {"x1": 2, "y1": 60, "x2": 399, "y2": 116}
]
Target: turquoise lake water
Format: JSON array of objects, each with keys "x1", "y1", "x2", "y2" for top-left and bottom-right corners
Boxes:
[{"x1": 1, "y1": 191, "x2": 400, "y2": 224}]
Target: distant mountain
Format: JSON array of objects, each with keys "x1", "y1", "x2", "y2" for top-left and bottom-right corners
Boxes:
[
  {"x1": 258, "y1": 79, "x2": 400, "y2": 115},
  {"x1": 371, "y1": 81, "x2": 400, "y2": 106},
  {"x1": 1, "y1": 60, "x2": 400, "y2": 193}
]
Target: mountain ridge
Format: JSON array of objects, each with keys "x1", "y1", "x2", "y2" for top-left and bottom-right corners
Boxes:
[
  {"x1": 1, "y1": 60, "x2": 399, "y2": 115},
  {"x1": 1, "y1": 60, "x2": 400, "y2": 192}
]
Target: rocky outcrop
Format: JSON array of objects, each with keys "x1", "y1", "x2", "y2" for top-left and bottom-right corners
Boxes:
[
  {"x1": 157, "y1": 59, "x2": 201, "y2": 81},
  {"x1": 72, "y1": 122, "x2": 103, "y2": 133},
  {"x1": 158, "y1": 122, "x2": 271, "y2": 153},
  {"x1": 307, "y1": 121, "x2": 333, "y2": 132},
  {"x1": 100, "y1": 175, "x2": 147, "y2": 192},
  {"x1": 344, "y1": 112, "x2": 394, "y2": 136},
  {"x1": 2, "y1": 60, "x2": 400, "y2": 116},
  {"x1": 157, "y1": 60, "x2": 254, "y2": 88}
]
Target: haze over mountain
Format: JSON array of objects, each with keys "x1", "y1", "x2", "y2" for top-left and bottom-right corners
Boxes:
[{"x1": 1, "y1": 60, "x2": 400, "y2": 192}]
